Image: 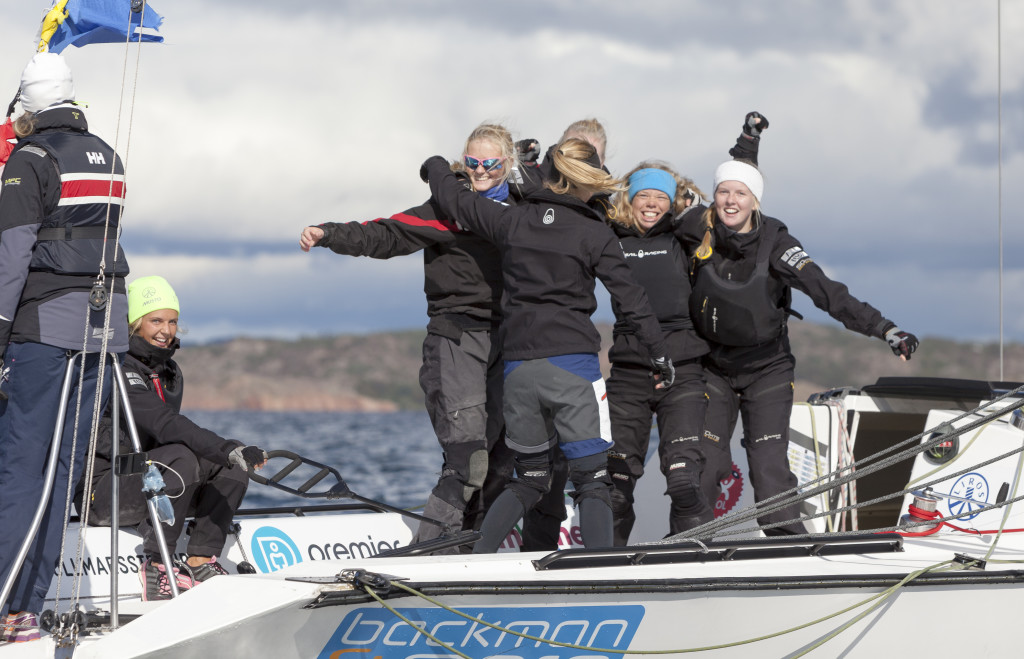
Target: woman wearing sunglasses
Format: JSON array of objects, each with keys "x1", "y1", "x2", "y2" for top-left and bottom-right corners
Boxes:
[
  {"x1": 421, "y1": 138, "x2": 675, "y2": 553},
  {"x1": 299, "y1": 123, "x2": 537, "y2": 552}
]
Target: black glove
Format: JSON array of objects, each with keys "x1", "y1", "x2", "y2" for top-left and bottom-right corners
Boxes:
[
  {"x1": 743, "y1": 111, "x2": 769, "y2": 137},
  {"x1": 420, "y1": 155, "x2": 449, "y2": 184},
  {"x1": 650, "y1": 357, "x2": 676, "y2": 389},
  {"x1": 229, "y1": 445, "x2": 268, "y2": 471},
  {"x1": 516, "y1": 138, "x2": 541, "y2": 164},
  {"x1": 884, "y1": 326, "x2": 919, "y2": 360}
]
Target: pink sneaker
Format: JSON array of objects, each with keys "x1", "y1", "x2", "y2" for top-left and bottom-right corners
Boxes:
[
  {"x1": 1, "y1": 611, "x2": 40, "y2": 643},
  {"x1": 140, "y1": 559, "x2": 194, "y2": 601},
  {"x1": 178, "y1": 556, "x2": 229, "y2": 583}
]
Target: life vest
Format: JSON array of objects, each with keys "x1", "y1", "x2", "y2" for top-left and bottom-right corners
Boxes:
[
  {"x1": 690, "y1": 221, "x2": 788, "y2": 346},
  {"x1": 615, "y1": 230, "x2": 693, "y2": 332},
  {"x1": 17, "y1": 129, "x2": 129, "y2": 276}
]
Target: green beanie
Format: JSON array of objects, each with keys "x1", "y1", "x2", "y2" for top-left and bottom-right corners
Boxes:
[{"x1": 128, "y1": 275, "x2": 180, "y2": 324}]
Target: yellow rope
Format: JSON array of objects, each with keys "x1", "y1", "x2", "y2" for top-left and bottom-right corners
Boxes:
[{"x1": 364, "y1": 562, "x2": 954, "y2": 656}]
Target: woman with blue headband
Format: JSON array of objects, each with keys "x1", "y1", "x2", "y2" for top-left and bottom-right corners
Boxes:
[{"x1": 603, "y1": 161, "x2": 713, "y2": 543}]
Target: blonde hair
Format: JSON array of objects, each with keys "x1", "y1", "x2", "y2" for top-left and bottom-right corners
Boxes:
[
  {"x1": 561, "y1": 118, "x2": 607, "y2": 163},
  {"x1": 451, "y1": 122, "x2": 519, "y2": 183},
  {"x1": 609, "y1": 160, "x2": 704, "y2": 231},
  {"x1": 545, "y1": 137, "x2": 624, "y2": 199},
  {"x1": 13, "y1": 112, "x2": 37, "y2": 138}
]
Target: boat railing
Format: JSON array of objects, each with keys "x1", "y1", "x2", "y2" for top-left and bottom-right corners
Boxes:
[{"x1": 532, "y1": 533, "x2": 905, "y2": 570}]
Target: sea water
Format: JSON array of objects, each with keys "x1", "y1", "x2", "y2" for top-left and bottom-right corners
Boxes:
[{"x1": 184, "y1": 410, "x2": 440, "y2": 510}]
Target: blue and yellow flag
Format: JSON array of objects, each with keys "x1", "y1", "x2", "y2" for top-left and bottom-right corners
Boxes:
[{"x1": 41, "y1": 0, "x2": 164, "y2": 54}]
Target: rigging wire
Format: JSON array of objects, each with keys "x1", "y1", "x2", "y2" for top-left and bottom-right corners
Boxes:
[
  {"x1": 998, "y1": 0, "x2": 1004, "y2": 379},
  {"x1": 50, "y1": 2, "x2": 150, "y2": 639}
]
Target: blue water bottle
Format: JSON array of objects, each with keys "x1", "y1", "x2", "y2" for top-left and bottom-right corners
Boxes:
[{"x1": 141, "y1": 464, "x2": 175, "y2": 526}]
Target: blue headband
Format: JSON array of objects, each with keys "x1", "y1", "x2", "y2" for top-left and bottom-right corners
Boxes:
[{"x1": 628, "y1": 168, "x2": 677, "y2": 202}]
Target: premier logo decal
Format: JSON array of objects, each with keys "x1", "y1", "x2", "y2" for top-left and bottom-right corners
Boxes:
[
  {"x1": 318, "y1": 605, "x2": 646, "y2": 658},
  {"x1": 250, "y1": 526, "x2": 303, "y2": 573}
]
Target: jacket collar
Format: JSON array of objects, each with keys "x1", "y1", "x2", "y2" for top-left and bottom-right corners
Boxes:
[
  {"x1": 128, "y1": 334, "x2": 179, "y2": 368},
  {"x1": 32, "y1": 105, "x2": 88, "y2": 133}
]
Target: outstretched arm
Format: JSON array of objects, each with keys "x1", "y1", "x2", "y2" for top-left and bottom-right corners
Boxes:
[
  {"x1": 770, "y1": 224, "x2": 919, "y2": 360},
  {"x1": 298, "y1": 199, "x2": 459, "y2": 259}
]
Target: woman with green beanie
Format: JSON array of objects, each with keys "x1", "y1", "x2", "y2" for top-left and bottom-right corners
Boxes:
[{"x1": 78, "y1": 275, "x2": 268, "y2": 601}]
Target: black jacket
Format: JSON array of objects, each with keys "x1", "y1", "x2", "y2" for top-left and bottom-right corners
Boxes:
[
  {"x1": 314, "y1": 167, "x2": 539, "y2": 336},
  {"x1": 0, "y1": 105, "x2": 129, "y2": 353},
  {"x1": 608, "y1": 206, "x2": 709, "y2": 368},
  {"x1": 682, "y1": 213, "x2": 892, "y2": 372},
  {"x1": 95, "y1": 335, "x2": 241, "y2": 466},
  {"x1": 424, "y1": 156, "x2": 668, "y2": 362}
]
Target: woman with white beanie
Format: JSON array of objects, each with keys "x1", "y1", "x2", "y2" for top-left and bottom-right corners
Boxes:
[
  {"x1": 0, "y1": 52, "x2": 127, "y2": 643},
  {"x1": 684, "y1": 145, "x2": 919, "y2": 536}
]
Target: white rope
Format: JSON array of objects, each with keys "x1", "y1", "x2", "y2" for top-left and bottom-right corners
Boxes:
[
  {"x1": 53, "y1": 2, "x2": 150, "y2": 636},
  {"x1": 659, "y1": 387, "x2": 1024, "y2": 543}
]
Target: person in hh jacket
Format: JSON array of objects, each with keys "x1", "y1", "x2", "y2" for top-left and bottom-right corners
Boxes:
[
  {"x1": 682, "y1": 156, "x2": 919, "y2": 536},
  {"x1": 299, "y1": 123, "x2": 550, "y2": 552},
  {"x1": 79, "y1": 276, "x2": 268, "y2": 601},
  {"x1": 0, "y1": 53, "x2": 129, "y2": 642},
  {"x1": 422, "y1": 138, "x2": 676, "y2": 553}
]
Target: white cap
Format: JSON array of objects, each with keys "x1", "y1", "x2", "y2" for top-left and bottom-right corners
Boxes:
[
  {"x1": 20, "y1": 52, "x2": 75, "y2": 113},
  {"x1": 713, "y1": 160, "x2": 764, "y2": 202}
]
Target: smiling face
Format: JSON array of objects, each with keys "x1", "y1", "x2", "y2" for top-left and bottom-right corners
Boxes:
[
  {"x1": 630, "y1": 189, "x2": 671, "y2": 233},
  {"x1": 464, "y1": 138, "x2": 505, "y2": 193},
  {"x1": 137, "y1": 308, "x2": 179, "y2": 349},
  {"x1": 714, "y1": 180, "x2": 757, "y2": 233}
]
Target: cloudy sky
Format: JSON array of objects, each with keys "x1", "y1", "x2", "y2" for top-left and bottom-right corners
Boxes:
[{"x1": 3, "y1": 1, "x2": 1022, "y2": 345}]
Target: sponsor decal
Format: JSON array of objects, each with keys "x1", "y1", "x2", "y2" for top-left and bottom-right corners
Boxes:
[
  {"x1": 3, "y1": 177, "x2": 20, "y2": 186},
  {"x1": 752, "y1": 433, "x2": 782, "y2": 443},
  {"x1": 543, "y1": 208, "x2": 555, "y2": 225},
  {"x1": 251, "y1": 526, "x2": 303, "y2": 573},
  {"x1": 318, "y1": 605, "x2": 645, "y2": 658},
  {"x1": 711, "y1": 307, "x2": 718, "y2": 334},
  {"x1": 947, "y1": 472, "x2": 990, "y2": 522},
  {"x1": 86, "y1": 151, "x2": 107, "y2": 165},
  {"x1": 714, "y1": 463, "x2": 744, "y2": 518},
  {"x1": 703, "y1": 430, "x2": 721, "y2": 444},
  {"x1": 250, "y1": 525, "x2": 406, "y2": 572},
  {"x1": 55, "y1": 552, "x2": 160, "y2": 578}
]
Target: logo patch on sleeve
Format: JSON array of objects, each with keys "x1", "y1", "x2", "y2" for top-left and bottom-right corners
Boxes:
[
  {"x1": 125, "y1": 371, "x2": 146, "y2": 388},
  {"x1": 781, "y1": 246, "x2": 813, "y2": 270}
]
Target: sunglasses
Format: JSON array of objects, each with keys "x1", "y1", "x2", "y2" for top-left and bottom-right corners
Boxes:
[{"x1": 463, "y1": 155, "x2": 505, "y2": 171}]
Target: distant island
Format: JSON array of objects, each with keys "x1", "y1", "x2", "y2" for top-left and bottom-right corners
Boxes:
[{"x1": 176, "y1": 322, "x2": 1024, "y2": 411}]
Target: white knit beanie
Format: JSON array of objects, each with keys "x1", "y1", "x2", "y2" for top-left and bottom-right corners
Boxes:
[
  {"x1": 713, "y1": 160, "x2": 764, "y2": 202},
  {"x1": 20, "y1": 52, "x2": 75, "y2": 113}
]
